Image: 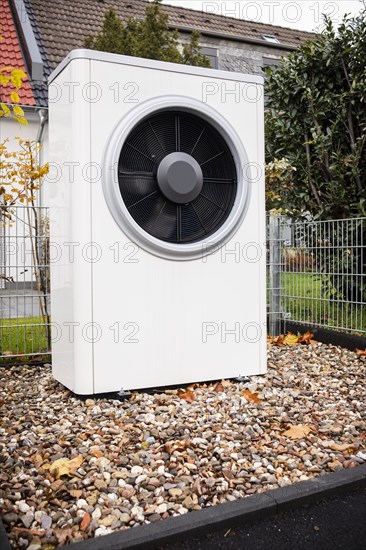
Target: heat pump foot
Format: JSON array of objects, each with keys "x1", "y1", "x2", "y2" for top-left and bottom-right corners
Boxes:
[
  {"x1": 235, "y1": 375, "x2": 251, "y2": 384},
  {"x1": 116, "y1": 389, "x2": 132, "y2": 400}
]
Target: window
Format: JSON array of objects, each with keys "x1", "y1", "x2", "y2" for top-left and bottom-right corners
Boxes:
[
  {"x1": 262, "y1": 34, "x2": 280, "y2": 44},
  {"x1": 201, "y1": 46, "x2": 218, "y2": 69}
]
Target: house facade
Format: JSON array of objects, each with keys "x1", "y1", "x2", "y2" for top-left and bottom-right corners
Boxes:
[{"x1": 2, "y1": 0, "x2": 315, "y2": 177}]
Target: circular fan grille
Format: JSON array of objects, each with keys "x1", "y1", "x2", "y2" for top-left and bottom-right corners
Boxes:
[{"x1": 118, "y1": 110, "x2": 237, "y2": 244}]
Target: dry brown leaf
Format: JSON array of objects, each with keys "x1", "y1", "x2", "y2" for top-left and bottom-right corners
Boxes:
[
  {"x1": 192, "y1": 478, "x2": 202, "y2": 496},
  {"x1": 268, "y1": 334, "x2": 284, "y2": 346},
  {"x1": 213, "y1": 381, "x2": 225, "y2": 393},
  {"x1": 222, "y1": 469, "x2": 235, "y2": 480},
  {"x1": 88, "y1": 446, "x2": 103, "y2": 458},
  {"x1": 14, "y1": 527, "x2": 45, "y2": 536},
  {"x1": 164, "y1": 439, "x2": 189, "y2": 454},
  {"x1": 283, "y1": 425, "x2": 311, "y2": 439},
  {"x1": 54, "y1": 527, "x2": 73, "y2": 545},
  {"x1": 242, "y1": 389, "x2": 262, "y2": 403},
  {"x1": 269, "y1": 332, "x2": 316, "y2": 347},
  {"x1": 50, "y1": 479, "x2": 64, "y2": 492},
  {"x1": 31, "y1": 453, "x2": 43, "y2": 467},
  {"x1": 43, "y1": 455, "x2": 83, "y2": 478},
  {"x1": 179, "y1": 390, "x2": 195, "y2": 403},
  {"x1": 356, "y1": 348, "x2": 366, "y2": 357},
  {"x1": 187, "y1": 383, "x2": 199, "y2": 391},
  {"x1": 298, "y1": 331, "x2": 314, "y2": 345},
  {"x1": 69, "y1": 489, "x2": 83, "y2": 498},
  {"x1": 80, "y1": 511, "x2": 91, "y2": 531},
  {"x1": 328, "y1": 442, "x2": 355, "y2": 452}
]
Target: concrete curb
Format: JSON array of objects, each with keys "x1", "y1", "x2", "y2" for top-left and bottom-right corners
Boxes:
[
  {"x1": 1, "y1": 464, "x2": 365, "y2": 550},
  {"x1": 283, "y1": 321, "x2": 366, "y2": 351}
]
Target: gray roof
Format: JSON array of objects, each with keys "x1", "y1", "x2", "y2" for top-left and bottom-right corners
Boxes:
[{"x1": 23, "y1": 0, "x2": 315, "y2": 106}]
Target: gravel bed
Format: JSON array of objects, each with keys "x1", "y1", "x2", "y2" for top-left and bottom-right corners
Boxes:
[{"x1": 0, "y1": 342, "x2": 365, "y2": 549}]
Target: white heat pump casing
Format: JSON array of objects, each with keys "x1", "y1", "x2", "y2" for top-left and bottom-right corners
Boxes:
[{"x1": 49, "y1": 50, "x2": 266, "y2": 394}]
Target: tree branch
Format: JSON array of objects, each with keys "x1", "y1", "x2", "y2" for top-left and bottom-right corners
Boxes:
[{"x1": 304, "y1": 132, "x2": 323, "y2": 208}]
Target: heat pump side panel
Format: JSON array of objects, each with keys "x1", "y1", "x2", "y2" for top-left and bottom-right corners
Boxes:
[
  {"x1": 256, "y1": 85, "x2": 267, "y2": 374},
  {"x1": 48, "y1": 60, "x2": 94, "y2": 394}
]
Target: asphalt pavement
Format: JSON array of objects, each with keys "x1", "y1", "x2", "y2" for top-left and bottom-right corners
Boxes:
[{"x1": 155, "y1": 487, "x2": 366, "y2": 550}]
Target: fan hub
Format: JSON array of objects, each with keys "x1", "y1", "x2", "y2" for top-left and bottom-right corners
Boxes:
[{"x1": 157, "y1": 152, "x2": 203, "y2": 204}]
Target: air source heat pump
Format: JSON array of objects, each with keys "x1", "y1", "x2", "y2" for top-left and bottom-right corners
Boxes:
[{"x1": 48, "y1": 50, "x2": 266, "y2": 395}]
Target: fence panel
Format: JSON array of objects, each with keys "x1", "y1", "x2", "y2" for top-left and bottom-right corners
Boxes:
[
  {"x1": 0, "y1": 206, "x2": 51, "y2": 361},
  {"x1": 279, "y1": 216, "x2": 366, "y2": 335}
]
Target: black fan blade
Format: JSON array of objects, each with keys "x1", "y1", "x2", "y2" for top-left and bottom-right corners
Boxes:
[
  {"x1": 118, "y1": 109, "x2": 238, "y2": 244},
  {"x1": 203, "y1": 177, "x2": 236, "y2": 184},
  {"x1": 129, "y1": 192, "x2": 177, "y2": 242},
  {"x1": 180, "y1": 203, "x2": 206, "y2": 242},
  {"x1": 175, "y1": 115, "x2": 181, "y2": 151},
  {"x1": 119, "y1": 175, "x2": 157, "y2": 208},
  {"x1": 200, "y1": 150, "x2": 225, "y2": 167}
]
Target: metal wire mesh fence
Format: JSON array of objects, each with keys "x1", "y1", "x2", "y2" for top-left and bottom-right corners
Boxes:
[
  {"x1": 267, "y1": 215, "x2": 366, "y2": 336},
  {"x1": 1, "y1": 209, "x2": 365, "y2": 362},
  {"x1": 0, "y1": 206, "x2": 51, "y2": 361}
]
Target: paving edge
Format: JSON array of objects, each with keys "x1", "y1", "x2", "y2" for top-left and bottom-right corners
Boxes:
[
  {"x1": 3, "y1": 464, "x2": 365, "y2": 550},
  {"x1": 283, "y1": 321, "x2": 366, "y2": 351}
]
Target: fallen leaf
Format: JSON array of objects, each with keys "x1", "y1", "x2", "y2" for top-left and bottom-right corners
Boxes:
[
  {"x1": 69, "y1": 489, "x2": 83, "y2": 498},
  {"x1": 268, "y1": 335, "x2": 284, "y2": 346},
  {"x1": 298, "y1": 331, "x2": 314, "y2": 345},
  {"x1": 356, "y1": 348, "x2": 366, "y2": 357},
  {"x1": 222, "y1": 469, "x2": 235, "y2": 480},
  {"x1": 50, "y1": 479, "x2": 64, "y2": 492},
  {"x1": 328, "y1": 442, "x2": 355, "y2": 452},
  {"x1": 187, "y1": 383, "x2": 199, "y2": 391},
  {"x1": 88, "y1": 446, "x2": 103, "y2": 458},
  {"x1": 242, "y1": 389, "x2": 262, "y2": 403},
  {"x1": 179, "y1": 390, "x2": 195, "y2": 403},
  {"x1": 14, "y1": 527, "x2": 45, "y2": 536},
  {"x1": 80, "y1": 511, "x2": 91, "y2": 531},
  {"x1": 283, "y1": 425, "x2": 311, "y2": 439},
  {"x1": 192, "y1": 478, "x2": 202, "y2": 496},
  {"x1": 213, "y1": 381, "x2": 225, "y2": 393},
  {"x1": 164, "y1": 439, "x2": 188, "y2": 454},
  {"x1": 269, "y1": 332, "x2": 315, "y2": 347},
  {"x1": 32, "y1": 453, "x2": 44, "y2": 467},
  {"x1": 283, "y1": 333, "x2": 299, "y2": 346},
  {"x1": 29, "y1": 354, "x2": 44, "y2": 362},
  {"x1": 54, "y1": 527, "x2": 73, "y2": 545},
  {"x1": 43, "y1": 455, "x2": 83, "y2": 478}
]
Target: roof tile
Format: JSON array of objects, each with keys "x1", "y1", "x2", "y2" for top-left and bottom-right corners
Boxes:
[
  {"x1": 26, "y1": 0, "x2": 315, "y2": 73},
  {"x1": 0, "y1": 0, "x2": 35, "y2": 107}
]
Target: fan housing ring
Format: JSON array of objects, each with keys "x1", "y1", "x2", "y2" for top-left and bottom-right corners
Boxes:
[{"x1": 102, "y1": 96, "x2": 251, "y2": 261}]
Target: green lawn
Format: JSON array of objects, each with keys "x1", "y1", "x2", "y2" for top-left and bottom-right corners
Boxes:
[
  {"x1": 281, "y1": 272, "x2": 366, "y2": 334},
  {"x1": 0, "y1": 316, "x2": 50, "y2": 361}
]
